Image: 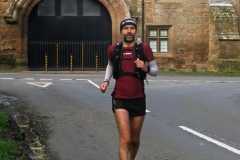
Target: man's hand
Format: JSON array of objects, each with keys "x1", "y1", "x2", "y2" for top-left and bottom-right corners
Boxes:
[
  {"x1": 100, "y1": 81, "x2": 109, "y2": 93},
  {"x1": 134, "y1": 58, "x2": 148, "y2": 72}
]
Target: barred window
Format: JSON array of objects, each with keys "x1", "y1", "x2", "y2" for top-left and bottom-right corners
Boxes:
[{"x1": 147, "y1": 28, "x2": 170, "y2": 53}]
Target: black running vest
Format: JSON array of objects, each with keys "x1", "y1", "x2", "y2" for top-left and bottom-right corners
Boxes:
[{"x1": 112, "y1": 42, "x2": 147, "y2": 80}]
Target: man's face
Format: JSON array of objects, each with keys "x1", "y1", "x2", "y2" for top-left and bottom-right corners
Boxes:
[{"x1": 121, "y1": 25, "x2": 136, "y2": 43}]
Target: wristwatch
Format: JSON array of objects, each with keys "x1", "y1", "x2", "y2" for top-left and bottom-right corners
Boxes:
[
  {"x1": 103, "y1": 79, "x2": 109, "y2": 84},
  {"x1": 147, "y1": 66, "x2": 150, "y2": 73}
]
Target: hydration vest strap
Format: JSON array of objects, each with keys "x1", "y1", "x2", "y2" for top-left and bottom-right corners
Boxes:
[
  {"x1": 113, "y1": 42, "x2": 146, "y2": 80},
  {"x1": 118, "y1": 70, "x2": 140, "y2": 78}
]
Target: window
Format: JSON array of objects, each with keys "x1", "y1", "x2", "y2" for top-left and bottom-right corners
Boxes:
[
  {"x1": 61, "y1": 0, "x2": 77, "y2": 16},
  {"x1": 147, "y1": 27, "x2": 171, "y2": 53},
  {"x1": 83, "y1": 0, "x2": 100, "y2": 16},
  {"x1": 38, "y1": 0, "x2": 55, "y2": 16}
]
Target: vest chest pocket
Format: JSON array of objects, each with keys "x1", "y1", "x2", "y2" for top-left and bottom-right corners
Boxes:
[{"x1": 122, "y1": 52, "x2": 134, "y2": 60}]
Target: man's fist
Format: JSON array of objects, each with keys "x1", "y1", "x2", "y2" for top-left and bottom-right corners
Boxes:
[
  {"x1": 100, "y1": 81, "x2": 108, "y2": 93},
  {"x1": 134, "y1": 58, "x2": 148, "y2": 72}
]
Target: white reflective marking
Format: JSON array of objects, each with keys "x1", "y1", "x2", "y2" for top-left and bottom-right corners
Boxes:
[
  {"x1": 40, "y1": 79, "x2": 52, "y2": 81},
  {"x1": 0, "y1": 78, "x2": 14, "y2": 80},
  {"x1": 26, "y1": 82, "x2": 52, "y2": 88},
  {"x1": 179, "y1": 126, "x2": 240, "y2": 155},
  {"x1": 227, "y1": 81, "x2": 240, "y2": 83},
  {"x1": 87, "y1": 80, "x2": 100, "y2": 89},
  {"x1": 76, "y1": 79, "x2": 89, "y2": 81},
  {"x1": 207, "y1": 81, "x2": 222, "y2": 83},
  {"x1": 146, "y1": 110, "x2": 151, "y2": 113},
  {"x1": 60, "y1": 79, "x2": 72, "y2": 81},
  {"x1": 184, "y1": 80, "x2": 200, "y2": 83},
  {"x1": 147, "y1": 80, "x2": 157, "y2": 82},
  {"x1": 209, "y1": 3, "x2": 232, "y2": 7},
  {"x1": 22, "y1": 78, "x2": 34, "y2": 80},
  {"x1": 162, "y1": 80, "x2": 178, "y2": 82}
]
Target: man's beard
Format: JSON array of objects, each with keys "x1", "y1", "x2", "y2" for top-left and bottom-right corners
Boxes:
[{"x1": 123, "y1": 34, "x2": 135, "y2": 43}]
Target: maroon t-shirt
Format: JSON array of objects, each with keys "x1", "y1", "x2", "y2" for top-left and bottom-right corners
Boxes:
[{"x1": 108, "y1": 42, "x2": 154, "y2": 99}]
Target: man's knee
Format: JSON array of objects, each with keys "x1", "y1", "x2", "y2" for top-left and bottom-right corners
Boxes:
[
  {"x1": 120, "y1": 138, "x2": 139, "y2": 149},
  {"x1": 130, "y1": 138, "x2": 140, "y2": 147},
  {"x1": 121, "y1": 137, "x2": 131, "y2": 147}
]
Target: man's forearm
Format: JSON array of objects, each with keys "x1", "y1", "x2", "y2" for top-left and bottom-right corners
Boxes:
[
  {"x1": 104, "y1": 61, "x2": 113, "y2": 81},
  {"x1": 147, "y1": 60, "x2": 158, "y2": 77}
]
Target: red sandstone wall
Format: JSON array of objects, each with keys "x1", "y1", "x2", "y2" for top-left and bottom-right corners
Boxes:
[
  {"x1": 138, "y1": 0, "x2": 210, "y2": 71},
  {"x1": 0, "y1": 0, "x2": 21, "y2": 65},
  {"x1": 1, "y1": 0, "x2": 240, "y2": 71}
]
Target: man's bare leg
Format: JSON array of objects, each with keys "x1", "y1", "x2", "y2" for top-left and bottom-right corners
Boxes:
[
  {"x1": 128, "y1": 116, "x2": 145, "y2": 160},
  {"x1": 114, "y1": 109, "x2": 131, "y2": 160}
]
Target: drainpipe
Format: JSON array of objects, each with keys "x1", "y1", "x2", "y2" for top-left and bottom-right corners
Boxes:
[{"x1": 142, "y1": 0, "x2": 145, "y2": 42}]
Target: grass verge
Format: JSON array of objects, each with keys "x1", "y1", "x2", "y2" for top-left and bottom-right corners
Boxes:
[
  {"x1": 159, "y1": 70, "x2": 240, "y2": 77},
  {"x1": 0, "y1": 103, "x2": 20, "y2": 160},
  {"x1": 0, "y1": 138, "x2": 19, "y2": 160}
]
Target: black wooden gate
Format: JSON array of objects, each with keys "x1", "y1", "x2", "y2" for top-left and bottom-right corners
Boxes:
[{"x1": 28, "y1": 0, "x2": 111, "y2": 70}]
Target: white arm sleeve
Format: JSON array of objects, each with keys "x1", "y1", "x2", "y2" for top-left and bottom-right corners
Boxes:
[
  {"x1": 148, "y1": 60, "x2": 158, "y2": 77},
  {"x1": 104, "y1": 61, "x2": 113, "y2": 81}
]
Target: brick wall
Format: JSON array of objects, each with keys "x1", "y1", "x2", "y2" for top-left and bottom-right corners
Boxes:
[
  {"x1": 0, "y1": 0, "x2": 20, "y2": 65},
  {"x1": 1, "y1": 0, "x2": 240, "y2": 71},
  {"x1": 128, "y1": 0, "x2": 210, "y2": 71}
]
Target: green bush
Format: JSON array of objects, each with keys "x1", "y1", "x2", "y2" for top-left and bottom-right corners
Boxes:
[
  {"x1": 0, "y1": 138, "x2": 20, "y2": 160},
  {"x1": 0, "y1": 112, "x2": 9, "y2": 132},
  {"x1": 0, "y1": 103, "x2": 20, "y2": 159}
]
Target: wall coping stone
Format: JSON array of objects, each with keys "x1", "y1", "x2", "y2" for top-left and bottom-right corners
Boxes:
[
  {"x1": 209, "y1": 3, "x2": 232, "y2": 6},
  {"x1": 210, "y1": 4, "x2": 240, "y2": 40}
]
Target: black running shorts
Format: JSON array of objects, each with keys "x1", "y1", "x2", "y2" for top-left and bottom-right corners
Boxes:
[{"x1": 112, "y1": 97, "x2": 146, "y2": 117}]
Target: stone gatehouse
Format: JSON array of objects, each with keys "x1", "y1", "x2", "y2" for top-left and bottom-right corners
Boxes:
[{"x1": 1, "y1": 0, "x2": 240, "y2": 72}]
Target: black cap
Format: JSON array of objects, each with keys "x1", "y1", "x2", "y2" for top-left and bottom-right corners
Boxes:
[{"x1": 120, "y1": 18, "x2": 137, "y2": 32}]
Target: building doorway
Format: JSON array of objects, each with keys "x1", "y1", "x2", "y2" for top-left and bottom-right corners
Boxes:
[{"x1": 28, "y1": 0, "x2": 111, "y2": 70}]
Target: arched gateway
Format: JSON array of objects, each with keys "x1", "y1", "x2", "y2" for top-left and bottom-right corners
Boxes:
[{"x1": 4, "y1": 0, "x2": 130, "y2": 70}]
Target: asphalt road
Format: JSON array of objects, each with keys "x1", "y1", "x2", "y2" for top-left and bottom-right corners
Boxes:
[{"x1": 0, "y1": 73, "x2": 240, "y2": 160}]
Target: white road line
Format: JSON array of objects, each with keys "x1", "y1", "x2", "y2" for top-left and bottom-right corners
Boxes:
[
  {"x1": 26, "y1": 82, "x2": 52, "y2": 88},
  {"x1": 87, "y1": 80, "x2": 100, "y2": 89},
  {"x1": 179, "y1": 126, "x2": 240, "y2": 155},
  {"x1": 22, "y1": 78, "x2": 34, "y2": 80},
  {"x1": 40, "y1": 79, "x2": 52, "y2": 81},
  {"x1": 207, "y1": 81, "x2": 222, "y2": 83},
  {"x1": 147, "y1": 80, "x2": 157, "y2": 82},
  {"x1": 227, "y1": 81, "x2": 240, "y2": 83},
  {"x1": 184, "y1": 80, "x2": 200, "y2": 83},
  {"x1": 0, "y1": 78, "x2": 14, "y2": 80},
  {"x1": 162, "y1": 80, "x2": 178, "y2": 82},
  {"x1": 1, "y1": 78, "x2": 240, "y2": 84}
]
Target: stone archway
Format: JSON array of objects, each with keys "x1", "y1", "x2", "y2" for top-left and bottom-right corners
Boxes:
[
  {"x1": 99, "y1": 0, "x2": 130, "y2": 42},
  {"x1": 4, "y1": 0, "x2": 130, "y2": 66}
]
